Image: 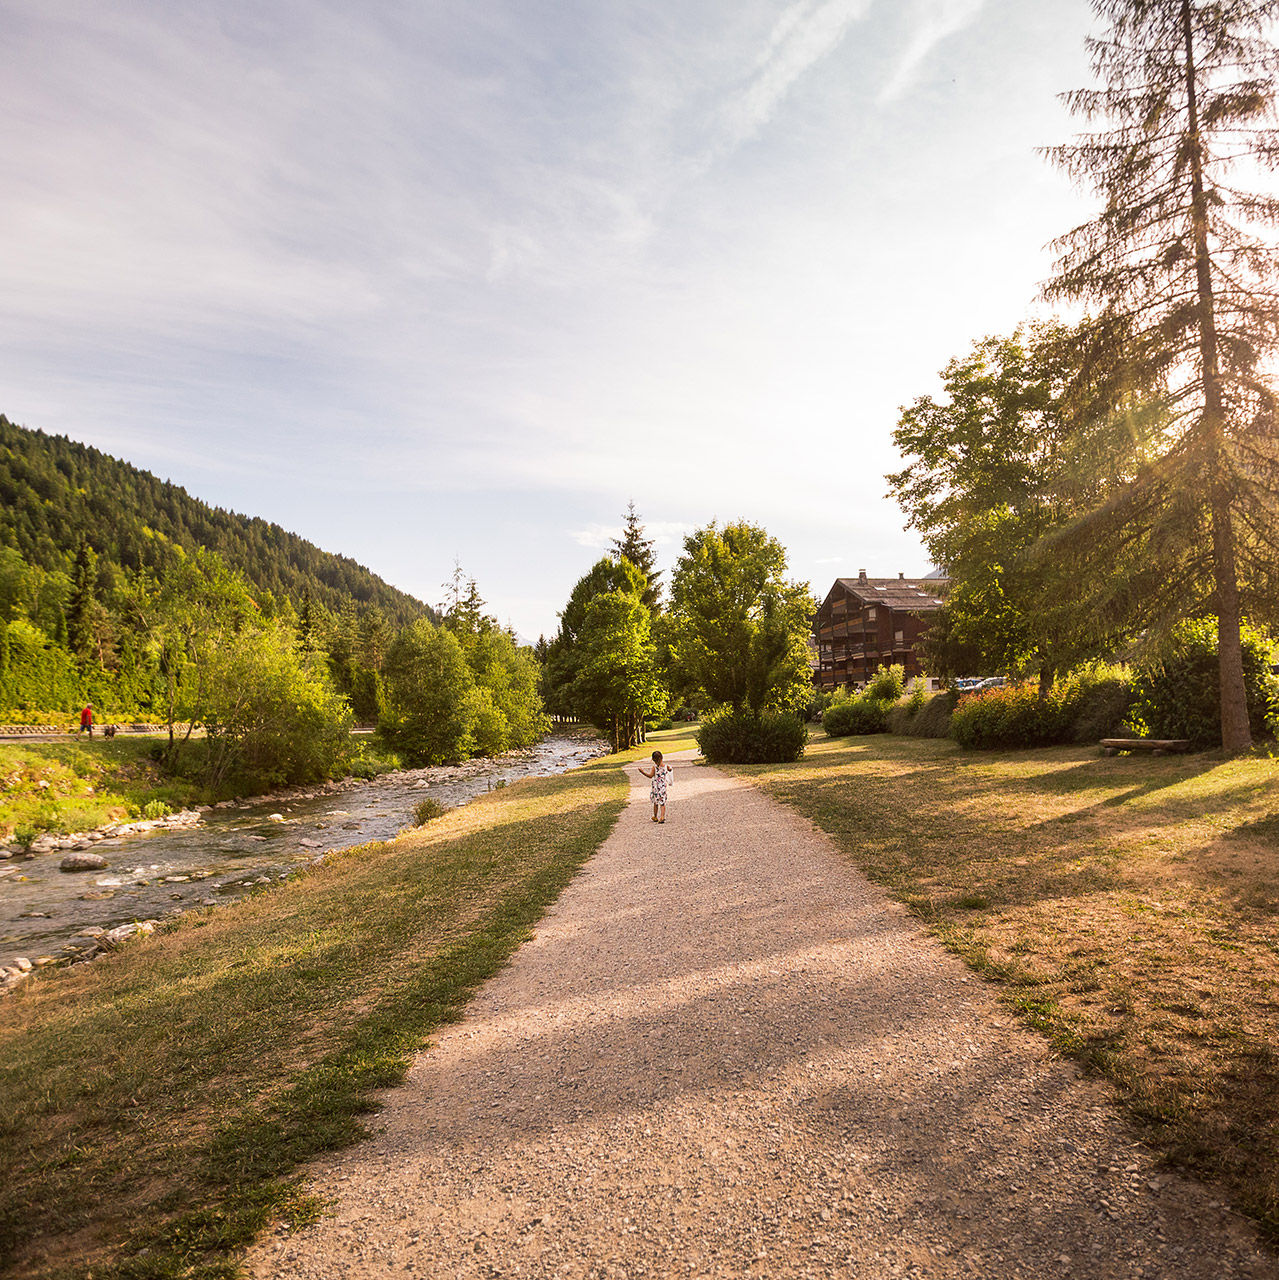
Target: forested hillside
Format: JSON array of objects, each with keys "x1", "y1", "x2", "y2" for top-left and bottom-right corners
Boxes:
[{"x1": 0, "y1": 415, "x2": 430, "y2": 626}]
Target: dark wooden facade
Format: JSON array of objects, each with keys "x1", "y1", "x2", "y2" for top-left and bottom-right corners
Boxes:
[{"x1": 813, "y1": 572, "x2": 947, "y2": 690}]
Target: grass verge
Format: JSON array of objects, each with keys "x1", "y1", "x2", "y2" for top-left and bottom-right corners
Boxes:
[
  {"x1": 730, "y1": 732, "x2": 1279, "y2": 1242},
  {"x1": 0, "y1": 755, "x2": 628, "y2": 1278},
  {"x1": 0, "y1": 739, "x2": 201, "y2": 841}
]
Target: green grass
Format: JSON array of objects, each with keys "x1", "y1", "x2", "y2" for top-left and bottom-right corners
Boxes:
[
  {"x1": 0, "y1": 739, "x2": 201, "y2": 840},
  {"x1": 729, "y1": 731, "x2": 1279, "y2": 1243},
  {"x1": 0, "y1": 755, "x2": 629, "y2": 1279}
]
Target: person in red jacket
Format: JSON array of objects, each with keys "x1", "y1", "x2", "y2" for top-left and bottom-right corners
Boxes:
[{"x1": 79, "y1": 704, "x2": 94, "y2": 737}]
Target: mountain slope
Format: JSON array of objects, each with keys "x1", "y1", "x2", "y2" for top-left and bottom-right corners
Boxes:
[{"x1": 0, "y1": 415, "x2": 432, "y2": 626}]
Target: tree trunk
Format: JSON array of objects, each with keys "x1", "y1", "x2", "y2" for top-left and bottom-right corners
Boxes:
[
  {"x1": 1038, "y1": 666, "x2": 1055, "y2": 700},
  {"x1": 1211, "y1": 494, "x2": 1252, "y2": 751},
  {"x1": 1182, "y1": 0, "x2": 1251, "y2": 752}
]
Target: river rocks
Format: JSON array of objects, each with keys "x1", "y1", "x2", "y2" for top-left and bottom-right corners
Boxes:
[
  {"x1": 98, "y1": 921, "x2": 157, "y2": 949},
  {"x1": 101, "y1": 810, "x2": 202, "y2": 839},
  {"x1": 60, "y1": 852, "x2": 109, "y2": 872},
  {"x1": 267, "y1": 813, "x2": 285, "y2": 822}
]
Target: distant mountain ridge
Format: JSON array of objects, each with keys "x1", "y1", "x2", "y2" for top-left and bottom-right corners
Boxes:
[{"x1": 0, "y1": 415, "x2": 433, "y2": 626}]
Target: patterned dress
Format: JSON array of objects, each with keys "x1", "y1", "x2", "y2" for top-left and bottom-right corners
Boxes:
[{"x1": 650, "y1": 766, "x2": 668, "y2": 805}]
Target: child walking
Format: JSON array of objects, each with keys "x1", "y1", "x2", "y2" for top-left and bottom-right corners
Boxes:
[{"x1": 638, "y1": 750, "x2": 672, "y2": 823}]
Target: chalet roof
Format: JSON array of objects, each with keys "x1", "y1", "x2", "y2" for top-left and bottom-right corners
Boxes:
[{"x1": 828, "y1": 574, "x2": 947, "y2": 611}]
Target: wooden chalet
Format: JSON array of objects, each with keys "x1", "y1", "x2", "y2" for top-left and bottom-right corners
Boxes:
[{"x1": 813, "y1": 571, "x2": 947, "y2": 690}]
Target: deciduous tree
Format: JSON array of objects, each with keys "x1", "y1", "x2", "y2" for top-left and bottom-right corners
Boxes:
[
  {"x1": 667, "y1": 521, "x2": 812, "y2": 714},
  {"x1": 571, "y1": 590, "x2": 666, "y2": 751}
]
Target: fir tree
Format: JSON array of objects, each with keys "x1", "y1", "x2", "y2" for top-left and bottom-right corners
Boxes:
[
  {"x1": 611, "y1": 501, "x2": 661, "y2": 611},
  {"x1": 1045, "y1": 0, "x2": 1279, "y2": 751}
]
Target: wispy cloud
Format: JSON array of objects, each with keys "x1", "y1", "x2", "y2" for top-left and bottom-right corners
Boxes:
[
  {"x1": 879, "y1": 0, "x2": 986, "y2": 103},
  {"x1": 719, "y1": 0, "x2": 874, "y2": 150}
]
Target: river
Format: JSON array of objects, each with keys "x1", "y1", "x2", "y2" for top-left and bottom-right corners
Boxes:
[{"x1": 0, "y1": 730, "x2": 608, "y2": 968}]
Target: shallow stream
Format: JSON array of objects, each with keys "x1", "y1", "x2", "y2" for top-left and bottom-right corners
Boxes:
[{"x1": 1, "y1": 730, "x2": 606, "y2": 966}]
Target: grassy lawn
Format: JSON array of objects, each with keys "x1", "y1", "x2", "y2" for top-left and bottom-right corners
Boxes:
[
  {"x1": 0, "y1": 747, "x2": 640, "y2": 1279},
  {"x1": 0, "y1": 739, "x2": 202, "y2": 842},
  {"x1": 730, "y1": 731, "x2": 1279, "y2": 1241}
]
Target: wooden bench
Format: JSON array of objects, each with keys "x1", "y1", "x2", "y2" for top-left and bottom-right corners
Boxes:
[{"x1": 1100, "y1": 738, "x2": 1191, "y2": 757}]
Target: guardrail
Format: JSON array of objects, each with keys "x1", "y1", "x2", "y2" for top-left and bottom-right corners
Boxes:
[{"x1": 0, "y1": 723, "x2": 176, "y2": 739}]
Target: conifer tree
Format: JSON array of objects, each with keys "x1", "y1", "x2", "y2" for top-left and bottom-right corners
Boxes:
[
  {"x1": 1045, "y1": 0, "x2": 1279, "y2": 751},
  {"x1": 611, "y1": 502, "x2": 661, "y2": 611}
]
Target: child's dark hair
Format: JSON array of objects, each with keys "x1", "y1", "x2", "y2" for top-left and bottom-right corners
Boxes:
[{"x1": 651, "y1": 749, "x2": 663, "y2": 763}]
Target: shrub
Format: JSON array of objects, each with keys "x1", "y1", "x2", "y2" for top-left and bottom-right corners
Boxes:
[
  {"x1": 823, "y1": 695, "x2": 890, "y2": 737},
  {"x1": 951, "y1": 684, "x2": 1070, "y2": 749},
  {"x1": 886, "y1": 688, "x2": 958, "y2": 738},
  {"x1": 884, "y1": 683, "x2": 927, "y2": 734},
  {"x1": 13, "y1": 825, "x2": 35, "y2": 851},
  {"x1": 1129, "y1": 619, "x2": 1278, "y2": 749},
  {"x1": 1070, "y1": 672, "x2": 1135, "y2": 744},
  {"x1": 950, "y1": 666, "x2": 1136, "y2": 750},
  {"x1": 697, "y1": 710, "x2": 808, "y2": 764},
  {"x1": 805, "y1": 688, "x2": 834, "y2": 722},
  {"x1": 866, "y1": 664, "x2": 906, "y2": 702},
  {"x1": 142, "y1": 799, "x2": 173, "y2": 820},
  {"x1": 412, "y1": 797, "x2": 447, "y2": 825}
]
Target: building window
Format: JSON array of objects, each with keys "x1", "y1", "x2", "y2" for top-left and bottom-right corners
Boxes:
[
  {"x1": 895, "y1": 629, "x2": 904, "y2": 645},
  {"x1": 866, "y1": 607, "x2": 877, "y2": 621}
]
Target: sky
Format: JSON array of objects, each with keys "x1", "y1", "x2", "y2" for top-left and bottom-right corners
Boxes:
[{"x1": 0, "y1": 0, "x2": 1100, "y2": 639}]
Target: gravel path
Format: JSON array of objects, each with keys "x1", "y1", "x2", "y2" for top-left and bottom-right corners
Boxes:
[{"x1": 249, "y1": 755, "x2": 1276, "y2": 1279}]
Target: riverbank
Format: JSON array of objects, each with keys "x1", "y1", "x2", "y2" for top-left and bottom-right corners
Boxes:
[
  {"x1": 0, "y1": 737, "x2": 200, "y2": 844},
  {"x1": 0, "y1": 730, "x2": 699, "y2": 1279},
  {"x1": 732, "y1": 731, "x2": 1279, "y2": 1244},
  {"x1": 1, "y1": 729, "x2": 611, "y2": 986},
  {"x1": 0, "y1": 733, "x2": 413, "y2": 848}
]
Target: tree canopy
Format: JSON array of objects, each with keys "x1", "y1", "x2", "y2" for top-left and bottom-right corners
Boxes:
[
  {"x1": 666, "y1": 521, "x2": 812, "y2": 715},
  {"x1": 888, "y1": 325, "x2": 1118, "y2": 684},
  {"x1": 541, "y1": 555, "x2": 661, "y2": 749}
]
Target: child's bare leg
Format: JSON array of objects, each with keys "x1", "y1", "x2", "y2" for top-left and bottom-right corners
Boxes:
[
  {"x1": 659, "y1": 803, "x2": 666, "y2": 822},
  {"x1": 652, "y1": 803, "x2": 659, "y2": 821}
]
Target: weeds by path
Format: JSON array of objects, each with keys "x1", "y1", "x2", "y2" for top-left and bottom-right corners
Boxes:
[
  {"x1": 734, "y1": 734, "x2": 1279, "y2": 1243},
  {"x1": 0, "y1": 756, "x2": 630, "y2": 1279}
]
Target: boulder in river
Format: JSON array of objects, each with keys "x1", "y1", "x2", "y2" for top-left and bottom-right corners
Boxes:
[{"x1": 60, "y1": 852, "x2": 109, "y2": 872}]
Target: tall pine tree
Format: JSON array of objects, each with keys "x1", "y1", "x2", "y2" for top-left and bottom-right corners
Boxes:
[
  {"x1": 1045, "y1": 0, "x2": 1279, "y2": 751},
  {"x1": 611, "y1": 502, "x2": 661, "y2": 611}
]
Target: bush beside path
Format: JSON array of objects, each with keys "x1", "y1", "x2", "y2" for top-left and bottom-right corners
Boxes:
[{"x1": 246, "y1": 745, "x2": 1273, "y2": 1279}]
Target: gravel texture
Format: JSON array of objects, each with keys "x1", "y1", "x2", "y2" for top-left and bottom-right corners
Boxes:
[{"x1": 248, "y1": 754, "x2": 1276, "y2": 1279}]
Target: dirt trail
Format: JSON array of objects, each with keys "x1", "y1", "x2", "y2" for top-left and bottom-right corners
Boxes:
[{"x1": 249, "y1": 754, "x2": 1275, "y2": 1279}]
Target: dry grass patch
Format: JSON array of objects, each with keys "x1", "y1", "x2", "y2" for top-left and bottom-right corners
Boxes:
[
  {"x1": 733, "y1": 733, "x2": 1279, "y2": 1241},
  {"x1": 0, "y1": 758, "x2": 629, "y2": 1279}
]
